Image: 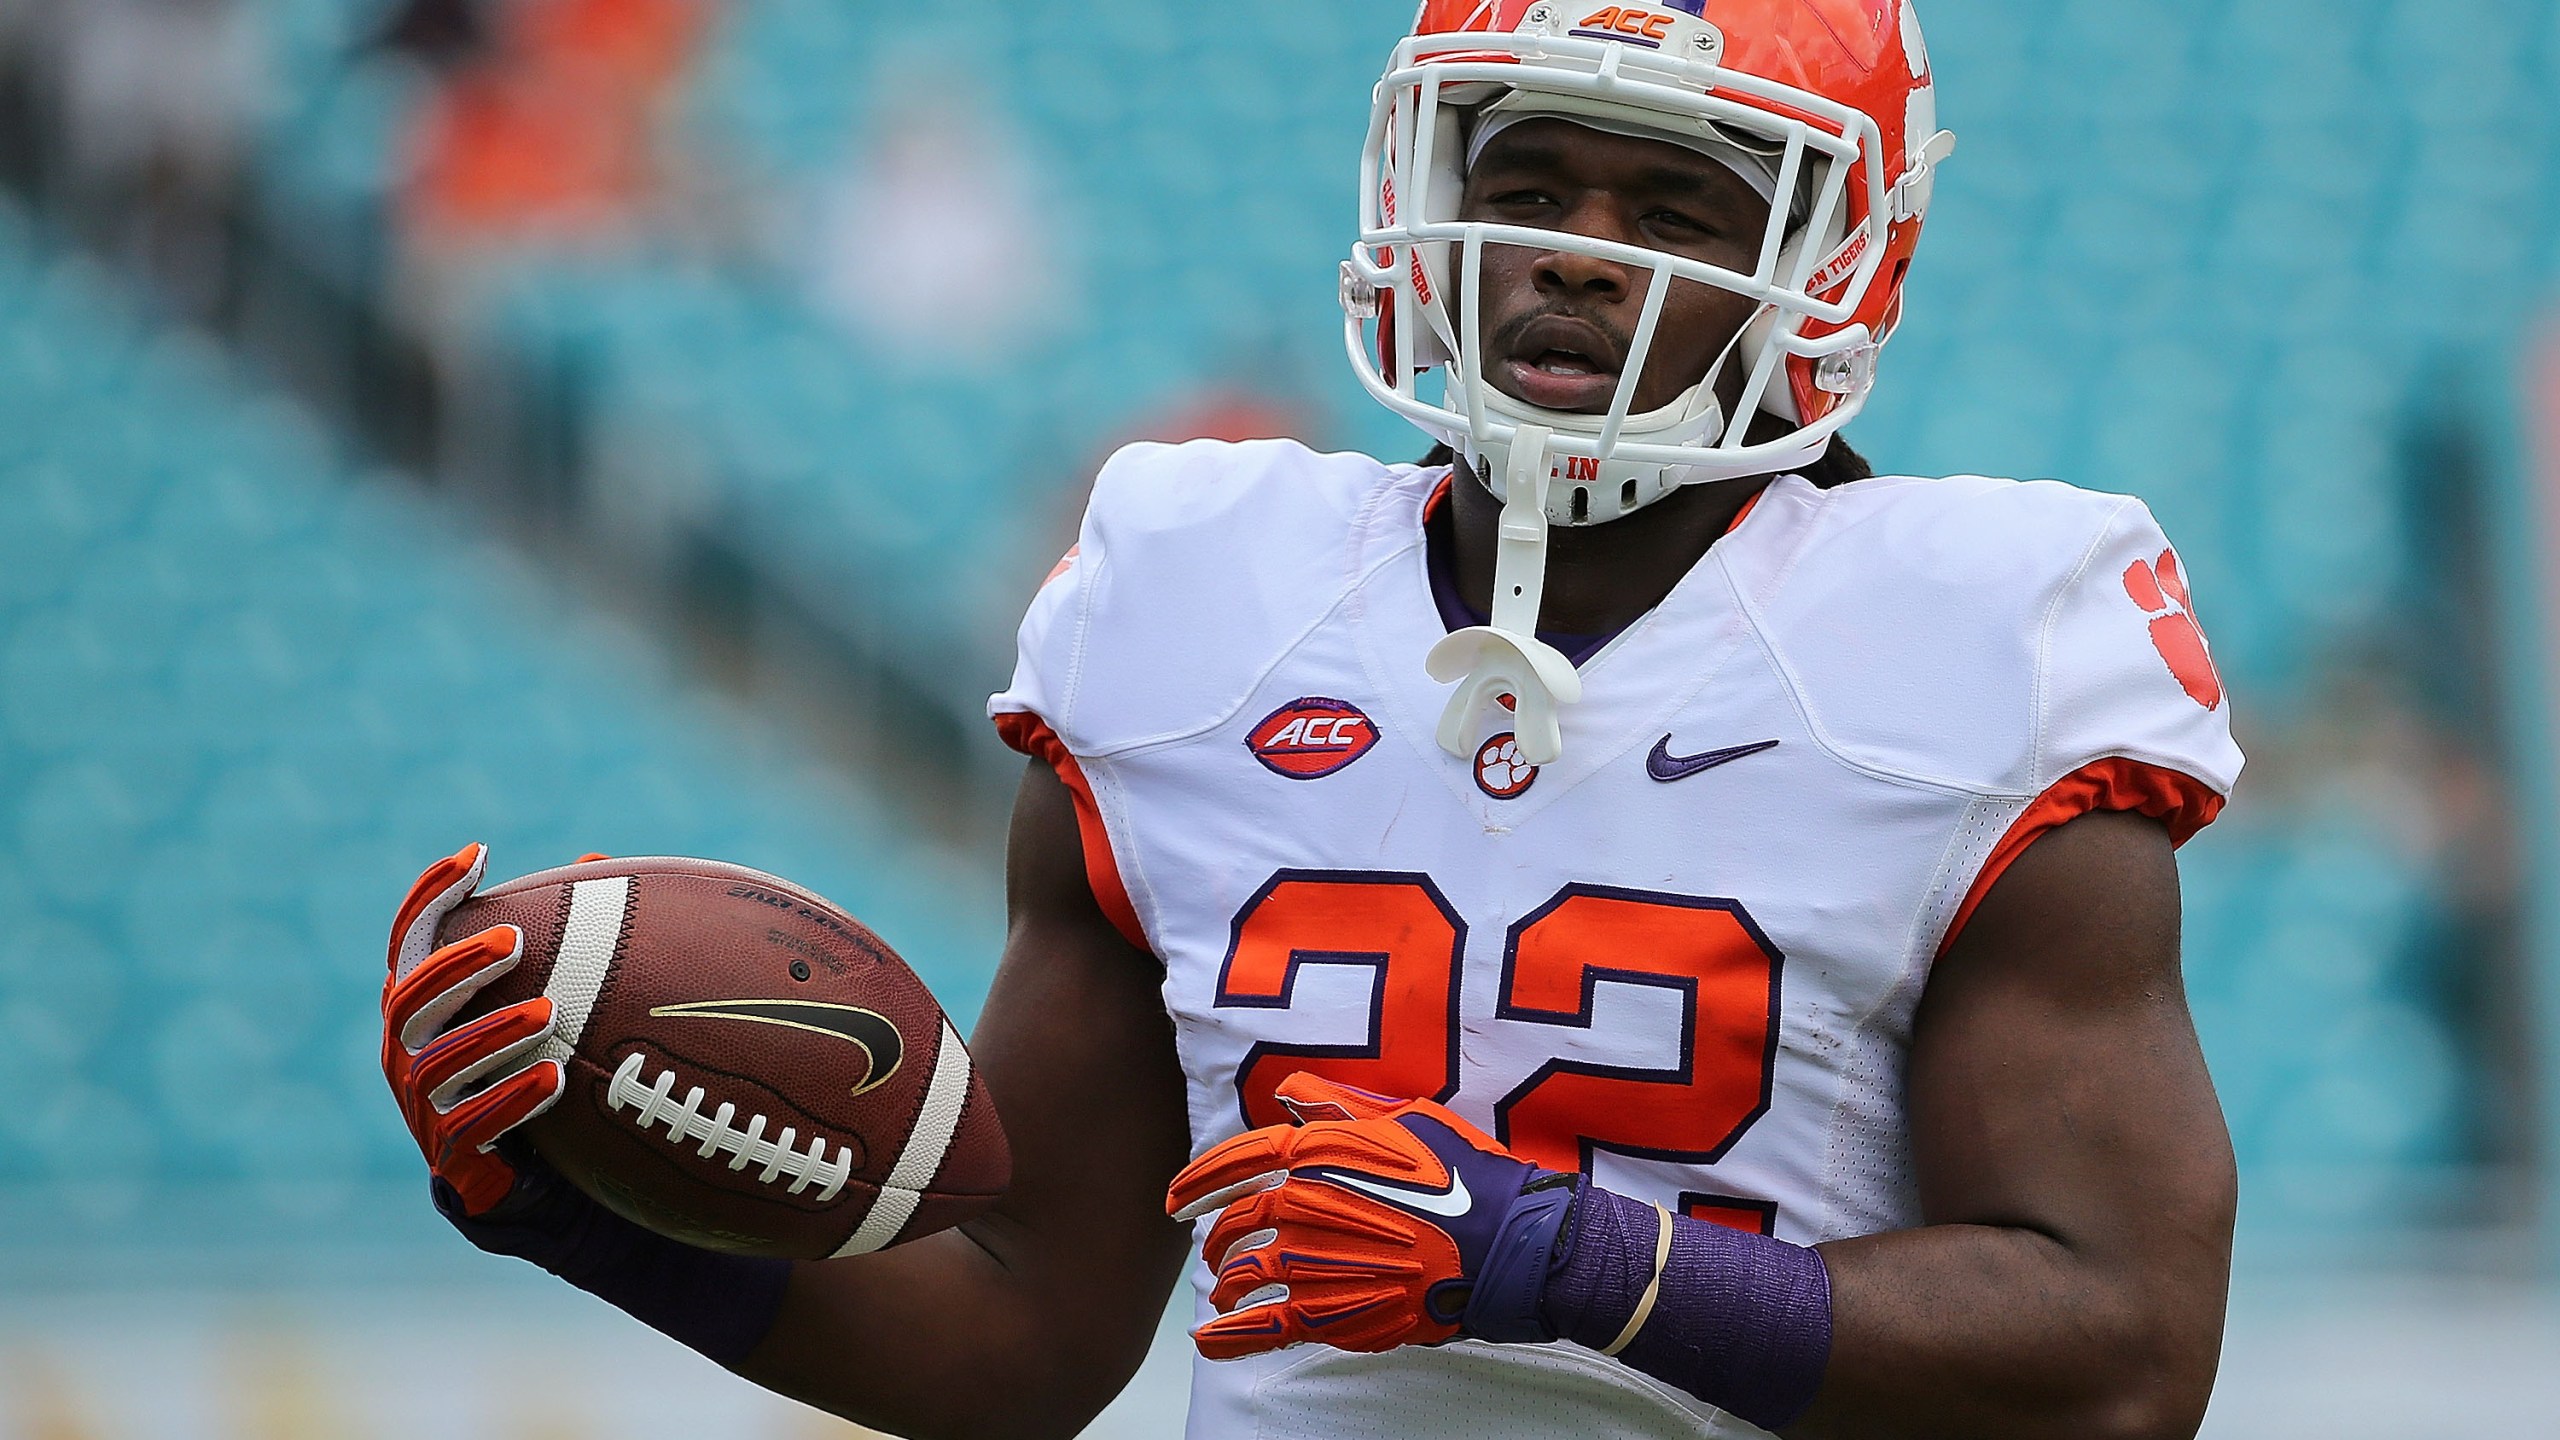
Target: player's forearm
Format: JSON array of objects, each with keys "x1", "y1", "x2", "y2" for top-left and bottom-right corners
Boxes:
[
  {"x1": 436, "y1": 1168, "x2": 795, "y2": 1365},
  {"x1": 737, "y1": 1212, "x2": 1179, "y2": 1440},
  {"x1": 458, "y1": 1178, "x2": 1130, "y2": 1439},
  {"x1": 1786, "y1": 1222, "x2": 2224, "y2": 1440},
  {"x1": 440, "y1": 1170, "x2": 1059, "y2": 1436},
  {"x1": 1531, "y1": 1186, "x2": 2220, "y2": 1440}
]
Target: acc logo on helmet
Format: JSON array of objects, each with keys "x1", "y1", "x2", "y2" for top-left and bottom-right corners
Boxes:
[{"x1": 1572, "y1": 7, "x2": 1678, "y2": 40}]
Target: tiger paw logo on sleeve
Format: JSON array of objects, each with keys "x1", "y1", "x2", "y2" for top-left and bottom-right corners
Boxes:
[
  {"x1": 1248, "y1": 699, "x2": 1382, "y2": 779},
  {"x1": 2123, "y1": 549, "x2": 2222, "y2": 711}
]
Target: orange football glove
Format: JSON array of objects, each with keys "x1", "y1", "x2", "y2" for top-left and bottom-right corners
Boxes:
[
  {"x1": 1165, "y1": 1074, "x2": 1580, "y2": 1360},
  {"x1": 380, "y1": 843, "x2": 564, "y2": 1217}
]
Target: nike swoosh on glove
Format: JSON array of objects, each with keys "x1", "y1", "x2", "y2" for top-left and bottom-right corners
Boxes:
[
  {"x1": 1164, "y1": 1073, "x2": 1581, "y2": 1360},
  {"x1": 380, "y1": 843, "x2": 564, "y2": 1217}
]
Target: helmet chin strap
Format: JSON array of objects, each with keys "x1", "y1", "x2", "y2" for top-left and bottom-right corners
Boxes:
[{"x1": 1425, "y1": 424, "x2": 1584, "y2": 767}]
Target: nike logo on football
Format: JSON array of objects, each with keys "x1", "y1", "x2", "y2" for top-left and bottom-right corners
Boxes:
[
  {"x1": 649, "y1": 998, "x2": 904, "y2": 1096},
  {"x1": 1309, "y1": 1167, "x2": 1473, "y2": 1218},
  {"x1": 1646, "y1": 736, "x2": 1780, "y2": 782}
]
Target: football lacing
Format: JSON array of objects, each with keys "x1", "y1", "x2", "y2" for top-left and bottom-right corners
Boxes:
[{"x1": 604, "y1": 1052, "x2": 855, "y2": 1202}]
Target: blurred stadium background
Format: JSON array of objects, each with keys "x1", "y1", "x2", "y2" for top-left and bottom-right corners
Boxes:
[{"x1": 1, "y1": 0, "x2": 2556, "y2": 1433}]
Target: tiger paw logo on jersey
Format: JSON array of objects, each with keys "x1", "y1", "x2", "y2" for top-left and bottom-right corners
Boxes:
[
  {"x1": 1249, "y1": 698, "x2": 1381, "y2": 779},
  {"x1": 2123, "y1": 549, "x2": 2222, "y2": 711},
  {"x1": 1474, "y1": 732, "x2": 1538, "y2": 798}
]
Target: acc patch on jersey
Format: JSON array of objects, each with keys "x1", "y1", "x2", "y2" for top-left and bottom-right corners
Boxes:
[{"x1": 1248, "y1": 698, "x2": 1380, "y2": 779}]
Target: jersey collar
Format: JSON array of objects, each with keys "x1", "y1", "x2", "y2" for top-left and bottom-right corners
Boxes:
[{"x1": 1352, "y1": 467, "x2": 1809, "y2": 823}]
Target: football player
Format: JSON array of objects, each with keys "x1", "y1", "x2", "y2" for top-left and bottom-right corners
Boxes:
[{"x1": 380, "y1": 1, "x2": 2243, "y2": 1436}]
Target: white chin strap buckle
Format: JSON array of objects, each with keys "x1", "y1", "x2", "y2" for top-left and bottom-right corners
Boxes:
[{"x1": 1425, "y1": 425, "x2": 1583, "y2": 767}]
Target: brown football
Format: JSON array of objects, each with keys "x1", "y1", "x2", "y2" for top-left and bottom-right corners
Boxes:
[{"x1": 445, "y1": 856, "x2": 1009, "y2": 1259}]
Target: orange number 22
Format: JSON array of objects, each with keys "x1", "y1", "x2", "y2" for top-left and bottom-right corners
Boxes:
[{"x1": 1215, "y1": 872, "x2": 1782, "y2": 1179}]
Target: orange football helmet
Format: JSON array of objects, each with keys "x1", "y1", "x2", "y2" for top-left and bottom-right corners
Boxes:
[{"x1": 1344, "y1": 0, "x2": 1954, "y2": 516}]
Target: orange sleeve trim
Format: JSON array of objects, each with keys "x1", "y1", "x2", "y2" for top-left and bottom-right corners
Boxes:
[
  {"x1": 992, "y1": 711, "x2": 1151, "y2": 953},
  {"x1": 1938, "y1": 758, "x2": 2225, "y2": 958},
  {"x1": 1041, "y1": 543, "x2": 1081, "y2": 586}
]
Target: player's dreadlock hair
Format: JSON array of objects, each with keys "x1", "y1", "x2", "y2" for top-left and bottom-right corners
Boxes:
[
  {"x1": 1417, "y1": 435, "x2": 1875, "y2": 490},
  {"x1": 1798, "y1": 435, "x2": 1874, "y2": 488}
]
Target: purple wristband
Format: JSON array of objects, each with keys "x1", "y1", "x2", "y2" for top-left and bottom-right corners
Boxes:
[
  {"x1": 1540, "y1": 1186, "x2": 1833, "y2": 1430},
  {"x1": 434, "y1": 1170, "x2": 793, "y2": 1366}
]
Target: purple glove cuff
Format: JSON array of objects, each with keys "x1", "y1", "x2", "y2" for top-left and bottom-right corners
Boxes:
[
  {"x1": 434, "y1": 1169, "x2": 793, "y2": 1367},
  {"x1": 1456, "y1": 1171, "x2": 1580, "y2": 1343},
  {"x1": 1540, "y1": 1185, "x2": 1834, "y2": 1431}
]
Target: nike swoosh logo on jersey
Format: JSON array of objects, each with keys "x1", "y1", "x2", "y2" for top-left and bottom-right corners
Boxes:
[
  {"x1": 649, "y1": 998, "x2": 905, "y2": 1095},
  {"x1": 1307, "y1": 1166, "x2": 1473, "y2": 1218},
  {"x1": 1647, "y1": 736, "x2": 1781, "y2": 782}
]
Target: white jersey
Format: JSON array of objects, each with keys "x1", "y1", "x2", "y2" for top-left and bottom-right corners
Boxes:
[{"x1": 990, "y1": 439, "x2": 2241, "y2": 1439}]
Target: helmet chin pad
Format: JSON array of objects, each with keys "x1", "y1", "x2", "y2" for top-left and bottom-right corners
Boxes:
[
  {"x1": 1449, "y1": 269, "x2": 1794, "y2": 529},
  {"x1": 1458, "y1": 378, "x2": 1722, "y2": 528}
]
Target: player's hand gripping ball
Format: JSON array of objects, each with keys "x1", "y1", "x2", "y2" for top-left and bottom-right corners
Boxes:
[
  {"x1": 1165, "y1": 1074, "x2": 1580, "y2": 1359},
  {"x1": 381, "y1": 843, "x2": 563, "y2": 1217}
]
